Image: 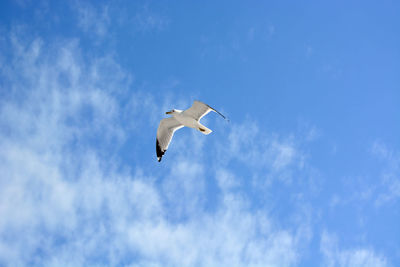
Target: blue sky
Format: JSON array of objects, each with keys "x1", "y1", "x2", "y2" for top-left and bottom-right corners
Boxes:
[{"x1": 0, "y1": 0, "x2": 399, "y2": 266}]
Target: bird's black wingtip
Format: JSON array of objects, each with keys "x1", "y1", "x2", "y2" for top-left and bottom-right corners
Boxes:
[{"x1": 156, "y1": 139, "x2": 166, "y2": 162}]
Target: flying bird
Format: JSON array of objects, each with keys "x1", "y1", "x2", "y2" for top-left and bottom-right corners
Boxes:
[{"x1": 156, "y1": 100, "x2": 228, "y2": 162}]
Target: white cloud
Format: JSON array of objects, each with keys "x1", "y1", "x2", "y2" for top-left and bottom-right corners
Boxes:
[
  {"x1": 326, "y1": 141, "x2": 400, "y2": 209},
  {"x1": 220, "y1": 119, "x2": 306, "y2": 185},
  {"x1": 12, "y1": 0, "x2": 31, "y2": 8},
  {"x1": 133, "y1": 5, "x2": 169, "y2": 32},
  {"x1": 320, "y1": 231, "x2": 389, "y2": 267},
  {"x1": 75, "y1": 2, "x2": 110, "y2": 38},
  {"x1": 371, "y1": 141, "x2": 400, "y2": 206},
  {"x1": 0, "y1": 29, "x2": 313, "y2": 267},
  {"x1": 216, "y1": 168, "x2": 239, "y2": 192},
  {"x1": 162, "y1": 160, "x2": 206, "y2": 219}
]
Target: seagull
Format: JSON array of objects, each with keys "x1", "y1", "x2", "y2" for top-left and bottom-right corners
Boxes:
[{"x1": 156, "y1": 100, "x2": 228, "y2": 162}]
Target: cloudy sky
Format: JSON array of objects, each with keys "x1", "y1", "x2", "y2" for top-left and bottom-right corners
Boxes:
[{"x1": 0, "y1": 1, "x2": 399, "y2": 266}]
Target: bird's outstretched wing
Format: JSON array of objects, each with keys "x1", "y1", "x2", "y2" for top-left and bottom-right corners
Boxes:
[
  {"x1": 156, "y1": 117, "x2": 184, "y2": 162},
  {"x1": 183, "y1": 100, "x2": 228, "y2": 121}
]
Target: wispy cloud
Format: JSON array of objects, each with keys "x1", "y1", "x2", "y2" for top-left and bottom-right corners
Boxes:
[
  {"x1": 0, "y1": 27, "x2": 313, "y2": 267},
  {"x1": 370, "y1": 141, "x2": 400, "y2": 206},
  {"x1": 219, "y1": 119, "x2": 307, "y2": 185},
  {"x1": 75, "y1": 2, "x2": 110, "y2": 38},
  {"x1": 133, "y1": 5, "x2": 169, "y2": 32},
  {"x1": 320, "y1": 231, "x2": 389, "y2": 267}
]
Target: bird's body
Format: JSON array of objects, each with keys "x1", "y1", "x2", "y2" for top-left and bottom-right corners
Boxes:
[
  {"x1": 173, "y1": 110, "x2": 212, "y2": 134},
  {"x1": 156, "y1": 100, "x2": 227, "y2": 162}
]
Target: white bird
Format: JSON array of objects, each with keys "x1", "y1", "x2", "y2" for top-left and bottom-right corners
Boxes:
[{"x1": 156, "y1": 100, "x2": 228, "y2": 162}]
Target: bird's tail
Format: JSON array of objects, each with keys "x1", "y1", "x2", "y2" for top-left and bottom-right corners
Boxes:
[{"x1": 198, "y1": 125, "x2": 212, "y2": 135}]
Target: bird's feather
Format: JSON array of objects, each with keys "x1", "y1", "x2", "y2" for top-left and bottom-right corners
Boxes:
[
  {"x1": 183, "y1": 100, "x2": 228, "y2": 121},
  {"x1": 156, "y1": 117, "x2": 184, "y2": 161}
]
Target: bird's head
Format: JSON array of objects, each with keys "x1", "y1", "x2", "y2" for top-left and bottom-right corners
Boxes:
[{"x1": 166, "y1": 109, "x2": 182, "y2": 115}]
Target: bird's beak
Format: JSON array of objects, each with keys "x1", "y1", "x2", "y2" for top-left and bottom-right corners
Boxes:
[{"x1": 166, "y1": 111, "x2": 172, "y2": 115}]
